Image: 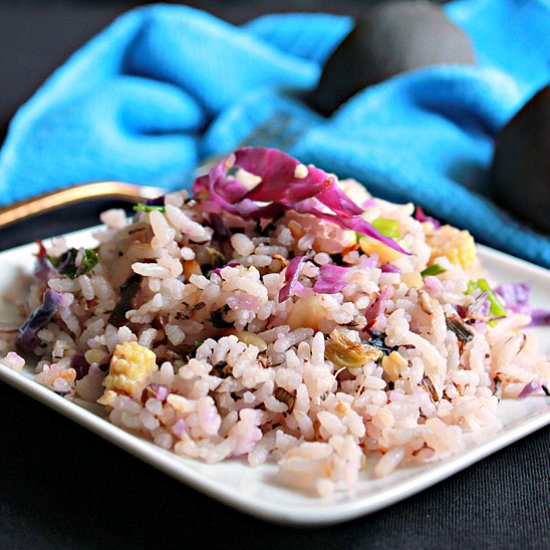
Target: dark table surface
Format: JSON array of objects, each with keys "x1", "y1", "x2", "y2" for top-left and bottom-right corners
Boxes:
[{"x1": 0, "y1": 2, "x2": 548, "y2": 549}]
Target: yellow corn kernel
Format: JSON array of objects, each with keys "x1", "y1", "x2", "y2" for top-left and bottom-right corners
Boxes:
[
  {"x1": 359, "y1": 237, "x2": 403, "y2": 264},
  {"x1": 104, "y1": 341, "x2": 158, "y2": 395},
  {"x1": 426, "y1": 225, "x2": 477, "y2": 270}
]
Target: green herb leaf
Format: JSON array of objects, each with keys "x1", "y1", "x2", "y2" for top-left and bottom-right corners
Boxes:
[
  {"x1": 475, "y1": 279, "x2": 507, "y2": 318},
  {"x1": 79, "y1": 249, "x2": 99, "y2": 274},
  {"x1": 133, "y1": 203, "x2": 166, "y2": 213},
  {"x1": 466, "y1": 280, "x2": 477, "y2": 295},
  {"x1": 47, "y1": 248, "x2": 99, "y2": 279},
  {"x1": 466, "y1": 279, "x2": 507, "y2": 325},
  {"x1": 371, "y1": 218, "x2": 401, "y2": 239},
  {"x1": 421, "y1": 264, "x2": 447, "y2": 277}
]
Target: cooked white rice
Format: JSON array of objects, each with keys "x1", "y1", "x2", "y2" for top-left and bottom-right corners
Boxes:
[{"x1": 3, "y1": 150, "x2": 549, "y2": 497}]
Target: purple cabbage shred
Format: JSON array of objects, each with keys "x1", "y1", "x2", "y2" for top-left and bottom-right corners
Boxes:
[
  {"x1": 142, "y1": 383, "x2": 169, "y2": 404},
  {"x1": 414, "y1": 206, "x2": 441, "y2": 228},
  {"x1": 212, "y1": 261, "x2": 239, "y2": 276},
  {"x1": 16, "y1": 289, "x2": 63, "y2": 355},
  {"x1": 518, "y1": 379, "x2": 540, "y2": 399},
  {"x1": 209, "y1": 213, "x2": 229, "y2": 245},
  {"x1": 34, "y1": 255, "x2": 58, "y2": 283},
  {"x1": 495, "y1": 282, "x2": 550, "y2": 326},
  {"x1": 279, "y1": 255, "x2": 306, "y2": 302},
  {"x1": 365, "y1": 286, "x2": 392, "y2": 324},
  {"x1": 192, "y1": 147, "x2": 407, "y2": 254},
  {"x1": 313, "y1": 264, "x2": 350, "y2": 294},
  {"x1": 70, "y1": 355, "x2": 90, "y2": 380}
]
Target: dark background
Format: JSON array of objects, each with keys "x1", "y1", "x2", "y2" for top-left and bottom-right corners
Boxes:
[{"x1": 0, "y1": 2, "x2": 548, "y2": 549}]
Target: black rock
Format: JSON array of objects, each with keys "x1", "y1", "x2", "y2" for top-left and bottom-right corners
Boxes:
[
  {"x1": 490, "y1": 84, "x2": 550, "y2": 232},
  {"x1": 309, "y1": 0, "x2": 475, "y2": 115}
]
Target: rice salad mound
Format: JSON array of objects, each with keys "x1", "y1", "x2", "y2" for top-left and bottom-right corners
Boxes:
[{"x1": 4, "y1": 147, "x2": 549, "y2": 497}]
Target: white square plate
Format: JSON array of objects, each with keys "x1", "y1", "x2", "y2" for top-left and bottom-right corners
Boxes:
[{"x1": 0, "y1": 228, "x2": 548, "y2": 527}]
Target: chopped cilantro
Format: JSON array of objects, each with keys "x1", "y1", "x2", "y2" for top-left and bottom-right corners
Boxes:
[
  {"x1": 133, "y1": 203, "x2": 166, "y2": 213},
  {"x1": 467, "y1": 279, "x2": 507, "y2": 319},
  {"x1": 477, "y1": 279, "x2": 507, "y2": 318},
  {"x1": 421, "y1": 264, "x2": 447, "y2": 277},
  {"x1": 465, "y1": 279, "x2": 507, "y2": 327},
  {"x1": 47, "y1": 248, "x2": 99, "y2": 279}
]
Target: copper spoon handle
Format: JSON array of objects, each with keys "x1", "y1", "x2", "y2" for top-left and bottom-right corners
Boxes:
[{"x1": 0, "y1": 181, "x2": 163, "y2": 229}]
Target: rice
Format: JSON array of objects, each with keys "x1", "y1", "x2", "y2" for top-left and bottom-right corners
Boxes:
[{"x1": 3, "y1": 148, "x2": 549, "y2": 497}]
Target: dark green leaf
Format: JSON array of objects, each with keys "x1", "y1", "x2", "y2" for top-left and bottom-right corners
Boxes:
[
  {"x1": 420, "y1": 264, "x2": 447, "y2": 277},
  {"x1": 47, "y1": 248, "x2": 99, "y2": 279},
  {"x1": 108, "y1": 274, "x2": 142, "y2": 327}
]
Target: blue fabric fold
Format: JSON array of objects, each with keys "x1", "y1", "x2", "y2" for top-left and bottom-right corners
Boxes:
[{"x1": 1, "y1": 1, "x2": 550, "y2": 268}]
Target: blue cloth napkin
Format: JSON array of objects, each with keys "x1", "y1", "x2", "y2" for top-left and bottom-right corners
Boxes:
[{"x1": 1, "y1": 1, "x2": 550, "y2": 268}]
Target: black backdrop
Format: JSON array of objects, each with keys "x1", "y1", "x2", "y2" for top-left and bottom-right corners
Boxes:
[{"x1": 0, "y1": 2, "x2": 548, "y2": 549}]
